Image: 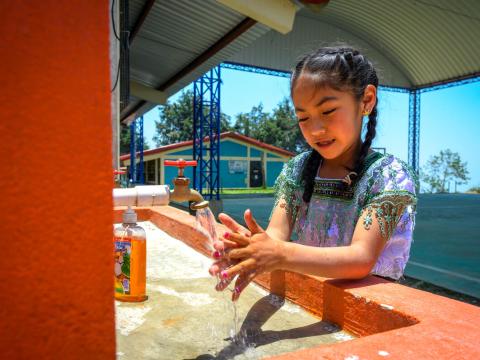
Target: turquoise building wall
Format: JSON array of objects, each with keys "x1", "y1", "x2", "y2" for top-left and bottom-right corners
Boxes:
[
  {"x1": 220, "y1": 160, "x2": 247, "y2": 188},
  {"x1": 128, "y1": 138, "x2": 291, "y2": 189},
  {"x1": 266, "y1": 161, "x2": 285, "y2": 187},
  {"x1": 250, "y1": 147, "x2": 262, "y2": 158},
  {"x1": 220, "y1": 140, "x2": 248, "y2": 157}
]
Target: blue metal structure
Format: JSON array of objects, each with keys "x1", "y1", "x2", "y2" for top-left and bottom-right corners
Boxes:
[
  {"x1": 378, "y1": 85, "x2": 409, "y2": 94},
  {"x1": 136, "y1": 116, "x2": 144, "y2": 184},
  {"x1": 418, "y1": 75, "x2": 480, "y2": 93},
  {"x1": 129, "y1": 120, "x2": 136, "y2": 184},
  {"x1": 405, "y1": 76, "x2": 480, "y2": 172},
  {"x1": 408, "y1": 90, "x2": 421, "y2": 172},
  {"x1": 221, "y1": 61, "x2": 291, "y2": 78},
  {"x1": 128, "y1": 115, "x2": 144, "y2": 184},
  {"x1": 193, "y1": 66, "x2": 221, "y2": 200}
]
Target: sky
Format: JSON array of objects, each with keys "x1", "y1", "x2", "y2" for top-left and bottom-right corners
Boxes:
[{"x1": 142, "y1": 68, "x2": 480, "y2": 192}]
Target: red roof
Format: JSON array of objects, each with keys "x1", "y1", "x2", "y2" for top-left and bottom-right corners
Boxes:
[{"x1": 120, "y1": 131, "x2": 295, "y2": 160}]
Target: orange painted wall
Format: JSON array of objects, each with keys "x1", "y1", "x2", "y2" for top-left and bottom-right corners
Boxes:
[{"x1": 0, "y1": 1, "x2": 115, "y2": 358}]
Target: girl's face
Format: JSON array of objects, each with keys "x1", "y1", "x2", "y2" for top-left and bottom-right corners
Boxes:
[{"x1": 292, "y1": 74, "x2": 376, "y2": 164}]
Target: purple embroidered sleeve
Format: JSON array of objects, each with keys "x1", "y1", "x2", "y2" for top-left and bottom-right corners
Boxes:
[{"x1": 363, "y1": 157, "x2": 418, "y2": 279}]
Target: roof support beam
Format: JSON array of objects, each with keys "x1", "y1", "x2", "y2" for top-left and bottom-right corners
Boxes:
[
  {"x1": 216, "y1": 0, "x2": 297, "y2": 34},
  {"x1": 158, "y1": 17, "x2": 257, "y2": 92},
  {"x1": 130, "y1": 81, "x2": 167, "y2": 105}
]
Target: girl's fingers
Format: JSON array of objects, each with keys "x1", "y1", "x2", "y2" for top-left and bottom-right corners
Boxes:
[
  {"x1": 223, "y1": 231, "x2": 250, "y2": 247},
  {"x1": 220, "y1": 258, "x2": 256, "y2": 280},
  {"x1": 227, "y1": 247, "x2": 251, "y2": 260},
  {"x1": 244, "y1": 209, "x2": 264, "y2": 234},
  {"x1": 213, "y1": 239, "x2": 238, "y2": 252},
  {"x1": 209, "y1": 257, "x2": 241, "y2": 276},
  {"x1": 208, "y1": 259, "x2": 229, "y2": 276},
  {"x1": 232, "y1": 271, "x2": 256, "y2": 302},
  {"x1": 209, "y1": 263, "x2": 221, "y2": 276},
  {"x1": 218, "y1": 212, "x2": 251, "y2": 237},
  {"x1": 232, "y1": 274, "x2": 249, "y2": 302},
  {"x1": 215, "y1": 277, "x2": 233, "y2": 291},
  {"x1": 212, "y1": 240, "x2": 224, "y2": 252}
]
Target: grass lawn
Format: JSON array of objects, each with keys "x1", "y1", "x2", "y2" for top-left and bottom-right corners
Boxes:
[{"x1": 220, "y1": 187, "x2": 275, "y2": 195}]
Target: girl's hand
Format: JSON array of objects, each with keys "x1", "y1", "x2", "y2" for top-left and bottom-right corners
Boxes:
[
  {"x1": 211, "y1": 212, "x2": 253, "y2": 254},
  {"x1": 208, "y1": 212, "x2": 256, "y2": 292},
  {"x1": 221, "y1": 209, "x2": 287, "y2": 301},
  {"x1": 209, "y1": 211, "x2": 260, "y2": 276}
]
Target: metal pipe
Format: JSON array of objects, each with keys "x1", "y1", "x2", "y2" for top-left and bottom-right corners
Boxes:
[
  {"x1": 113, "y1": 185, "x2": 170, "y2": 207},
  {"x1": 112, "y1": 184, "x2": 209, "y2": 210}
]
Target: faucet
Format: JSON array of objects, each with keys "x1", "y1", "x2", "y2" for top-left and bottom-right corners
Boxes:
[
  {"x1": 113, "y1": 159, "x2": 209, "y2": 210},
  {"x1": 165, "y1": 159, "x2": 209, "y2": 210}
]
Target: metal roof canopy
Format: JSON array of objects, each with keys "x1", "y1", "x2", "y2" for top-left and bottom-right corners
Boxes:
[
  {"x1": 122, "y1": 0, "x2": 480, "y2": 123},
  {"x1": 230, "y1": 0, "x2": 480, "y2": 89}
]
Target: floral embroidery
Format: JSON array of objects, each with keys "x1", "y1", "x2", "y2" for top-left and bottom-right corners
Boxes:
[
  {"x1": 363, "y1": 207, "x2": 373, "y2": 229},
  {"x1": 271, "y1": 152, "x2": 308, "y2": 223},
  {"x1": 313, "y1": 180, "x2": 354, "y2": 200},
  {"x1": 361, "y1": 191, "x2": 416, "y2": 240}
]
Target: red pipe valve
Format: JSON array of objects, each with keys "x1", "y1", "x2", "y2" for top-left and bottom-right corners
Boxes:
[{"x1": 164, "y1": 159, "x2": 197, "y2": 177}]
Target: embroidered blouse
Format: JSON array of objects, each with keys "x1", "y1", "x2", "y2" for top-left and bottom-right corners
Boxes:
[{"x1": 272, "y1": 151, "x2": 418, "y2": 280}]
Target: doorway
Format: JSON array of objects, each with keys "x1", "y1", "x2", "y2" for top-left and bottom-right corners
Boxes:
[{"x1": 249, "y1": 161, "x2": 264, "y2": 187}]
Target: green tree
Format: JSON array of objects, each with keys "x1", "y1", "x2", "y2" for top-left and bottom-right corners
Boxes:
[
  {"x1": 234, "y1": 98, "x2": 307, "y2": 153},
  {"x1": 467, "y1": 185, "x2": 480, "y2": 194},
  {"x1": 268, "y1": 97, "x2": 307, "y2": 153},
  {"x1": 153, "y1": 90, "x2": 231, "y2": 146},
  {"x1": 233, "y1": 103, "x2": 269, "y2": 139},
  {"x1": 421, "y1": 149, "x2": 470, "y2": 193},
  {"x1": 119, "y1": 123, "x2": 150, "y2": 155},
  {"x1": 233, "y1": 113, "x2": 251, "y2": 137}
]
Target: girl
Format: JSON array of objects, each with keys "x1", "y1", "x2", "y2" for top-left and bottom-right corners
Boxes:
[{"x1": 210, "y1": 46, "x2": 418, "y2": 301}]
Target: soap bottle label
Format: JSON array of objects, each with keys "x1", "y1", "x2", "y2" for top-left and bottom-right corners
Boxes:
[{"x1": 114, "y1": 238, "x2": 131, "y2": 295}]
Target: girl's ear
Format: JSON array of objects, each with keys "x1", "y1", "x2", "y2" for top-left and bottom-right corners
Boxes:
[{"x1": 361, "y1": 84, "x2": 377, "y2": 114}]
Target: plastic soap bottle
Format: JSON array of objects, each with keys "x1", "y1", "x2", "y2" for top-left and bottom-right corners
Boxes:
[{"x1": 114, "y1": 207, "x2": 147, "y2": 302}]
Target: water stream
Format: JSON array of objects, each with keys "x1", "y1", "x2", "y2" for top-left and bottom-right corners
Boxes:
[{"x1": 195, "y1": 207, "x2": 253, "y2": 352}]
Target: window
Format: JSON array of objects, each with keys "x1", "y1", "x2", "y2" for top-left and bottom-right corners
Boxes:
[{"x1": 145, "y1": 160, "x2": 156, "y2": 184}]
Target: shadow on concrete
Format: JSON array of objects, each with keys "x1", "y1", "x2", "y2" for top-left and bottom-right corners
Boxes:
[{"x1": 186, "y1": 295, "x2": 334, "y2": 360}]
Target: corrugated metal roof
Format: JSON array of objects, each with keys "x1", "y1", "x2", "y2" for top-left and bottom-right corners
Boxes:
[
  {"x1": 228, "y1": 13, "x2": 412, "y2": 88},
  {"x1": 123, "y1": 0, "x2": 480, "y2": 121},
  {"x1": 129, "y1": 0, "x2": 244, "y2": 87},
  {"x1": 230, "y1": 0, "x2": 480, "y2": 88},
  {"x1": 123, "y1": 0, "x2": 270, "y2": 121}
]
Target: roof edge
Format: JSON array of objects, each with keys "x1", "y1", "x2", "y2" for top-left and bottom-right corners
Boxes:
[{"x1": 120, "y1": 131, "x2": 295, "y2": 160}]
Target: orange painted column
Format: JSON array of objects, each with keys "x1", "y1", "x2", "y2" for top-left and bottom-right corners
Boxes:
[{"x1": 0, "y1": 1, "x2": 115, "y2": 359}]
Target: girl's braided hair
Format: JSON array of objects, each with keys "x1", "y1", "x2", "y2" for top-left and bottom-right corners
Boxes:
[{"x1": 291, "y1": 46, "x2": 379, "y2": 203}]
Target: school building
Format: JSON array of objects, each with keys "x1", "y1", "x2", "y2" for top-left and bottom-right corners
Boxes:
[{"x1": 120, "y1": 132, "x2": 294, "y2": 189}]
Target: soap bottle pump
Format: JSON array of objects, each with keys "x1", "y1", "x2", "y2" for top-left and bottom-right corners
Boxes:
[{"x1": 114, "y1": 206, "x2": 147, "y2": 302}]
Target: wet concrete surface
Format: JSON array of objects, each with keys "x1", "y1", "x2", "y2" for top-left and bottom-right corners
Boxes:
[{"x1": 115, "y1": 221, "x2": 355, "y2": 360}]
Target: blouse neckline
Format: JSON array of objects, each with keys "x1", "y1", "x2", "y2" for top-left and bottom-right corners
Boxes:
[{"x1": 314, "y1": 151, "x2": 384, "y2": 182}]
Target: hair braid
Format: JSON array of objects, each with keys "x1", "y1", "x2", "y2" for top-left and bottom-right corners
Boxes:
[
  {"x1": 352, "y1": 105, "x2": 378, "y2": 178},
  {"x1": 301, "y1": 150, "x2": 322, "y2": 203},
  {"x1": 351, "y1": 70, "x2": 379, "y2": 179}
]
